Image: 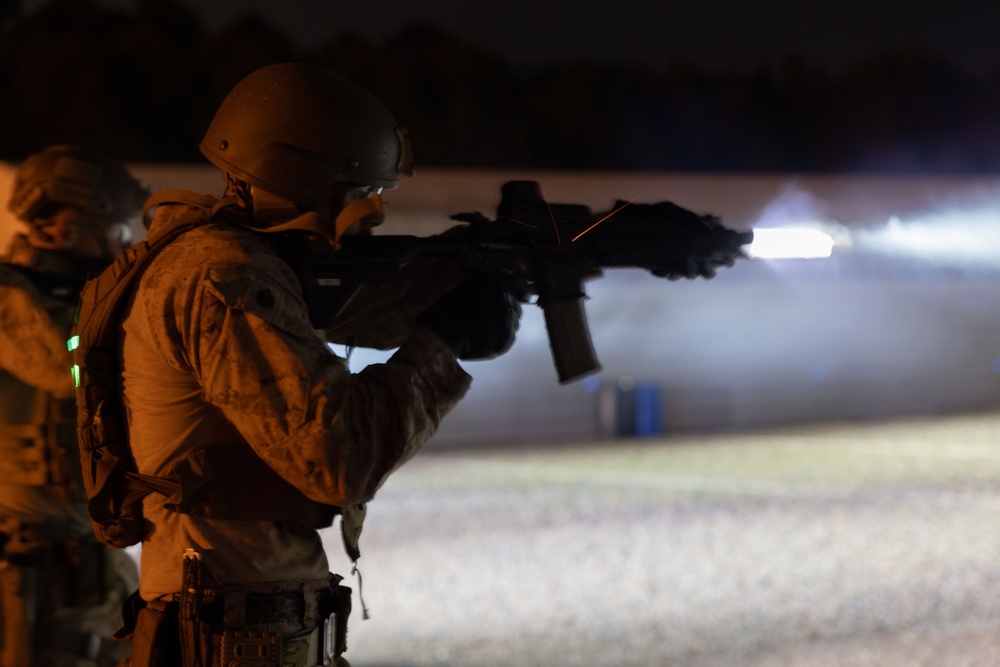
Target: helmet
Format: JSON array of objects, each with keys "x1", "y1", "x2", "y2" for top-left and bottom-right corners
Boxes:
[
  {"x1": 199, "y1": 63, "x2": 414, "y2": 207},
  {"x1": 7, "y1": 145, "x2": 148, "y2": 224}
]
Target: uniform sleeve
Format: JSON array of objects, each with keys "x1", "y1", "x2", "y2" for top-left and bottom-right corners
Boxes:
[
  {"x1": 323, "y1": 260, "x2": 467, "y2": 349},
  {"x1": 0, "y1": 284, "x2": 74, "y2": 398},
  {"x1": 141, "y1": 243, "x2": 471, "y2": 506}
]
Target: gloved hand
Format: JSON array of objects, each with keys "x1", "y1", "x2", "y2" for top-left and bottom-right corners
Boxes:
[{"x1": 418, "y1": 275, "x2": 522, "y2": 360}]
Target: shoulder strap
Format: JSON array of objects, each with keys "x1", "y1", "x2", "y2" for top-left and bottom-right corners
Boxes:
[{"x1": 141, "y1": 189, "x2": 235, "y2": 229}]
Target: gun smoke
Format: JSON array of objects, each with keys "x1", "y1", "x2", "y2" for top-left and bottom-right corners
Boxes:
[{"x1": 853, "y1": 204, "x2": 1000, "y2": 271}]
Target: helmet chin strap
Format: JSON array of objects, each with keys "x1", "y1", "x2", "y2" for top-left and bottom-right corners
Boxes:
[
  {"x1": 264, "y1": 194, "x2": 385, "y2": 248},
  {"x1": 334, "y1": 194, "x2": 384, "y2": 242}
]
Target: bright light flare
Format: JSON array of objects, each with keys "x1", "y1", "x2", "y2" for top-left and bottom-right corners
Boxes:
[{"x1": 747, "y1": 228, "x2": 834, "y2": 259}]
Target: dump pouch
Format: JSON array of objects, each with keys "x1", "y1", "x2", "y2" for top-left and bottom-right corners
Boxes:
[{"x1": 74, "y1": 204, "x2": 218, "y2": 547}]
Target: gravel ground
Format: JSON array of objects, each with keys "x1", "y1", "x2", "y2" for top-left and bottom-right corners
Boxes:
[{"x1": 320, "y1": 413, "x2": 1000, "y2": 667}]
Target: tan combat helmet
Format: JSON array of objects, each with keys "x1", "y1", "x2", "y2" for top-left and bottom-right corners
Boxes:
[
  {"x1": 7, "y1": 145, "x2": 148, "y2": 225},
  {"x1": 200, "y1": 62, "x2": 414, "y2": 209}
]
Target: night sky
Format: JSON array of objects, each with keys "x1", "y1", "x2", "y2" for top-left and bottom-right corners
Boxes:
[
  {"x1": 33, "y1": 0, "x2": 1000, "y2": 73},
  {"x1": 6, "y1": 0, "x2": 1000, "y2": 172}
]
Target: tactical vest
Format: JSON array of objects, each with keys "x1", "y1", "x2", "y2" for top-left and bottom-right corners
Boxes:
[
  {"x1": 0, "y1": 371, "x2": 77, "y2": 498},
  {"x1": 74, "y1": 191, "x2": 349, "y2": 550},
  {"x1": 0, "y1": 264, "x2": 80, "y2": 505}
]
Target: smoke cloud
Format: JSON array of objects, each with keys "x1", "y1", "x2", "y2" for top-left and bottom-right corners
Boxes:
[{"x1": 852, "y1": 205, "x2": 1000, "y2": 270}]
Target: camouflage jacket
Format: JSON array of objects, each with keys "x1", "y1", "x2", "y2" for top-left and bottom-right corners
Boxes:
[{"x1": 123, "y1": 203, "x2": 471, "y2": 599}]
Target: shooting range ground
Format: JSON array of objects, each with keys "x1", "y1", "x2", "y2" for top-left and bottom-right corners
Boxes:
[{"x1": 325, "y1": 411, "x2": 1000, "y2": 666}]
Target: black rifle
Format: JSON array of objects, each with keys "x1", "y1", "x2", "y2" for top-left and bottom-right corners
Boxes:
[{"x1": 309, "y1": 180, "x2": 753, "y2": 384}]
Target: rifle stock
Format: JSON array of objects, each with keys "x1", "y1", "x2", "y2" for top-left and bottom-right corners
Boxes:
[{"x1": 311, "y1": 181, "x2": 753, "y2": 384}]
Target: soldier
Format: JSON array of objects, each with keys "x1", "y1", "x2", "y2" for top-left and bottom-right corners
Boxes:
[
  {"x1": 77, "y1": 63, "x2": 520, "y2": 666},
  {"x1": 0, "y1": 145, "x2": 146, "y2": 666}
]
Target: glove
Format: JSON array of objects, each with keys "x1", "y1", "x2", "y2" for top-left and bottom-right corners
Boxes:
[{"x1": 418, "y1": 275, "x2": 522, "y2": 360}]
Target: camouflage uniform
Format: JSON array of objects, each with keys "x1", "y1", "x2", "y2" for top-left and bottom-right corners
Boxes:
[
  {"x1": 0, "y1": 240, "x2": 137, "y2": 667},
  {"x1": 119, "y1": 202, "x2": 471, "y2": 663}
]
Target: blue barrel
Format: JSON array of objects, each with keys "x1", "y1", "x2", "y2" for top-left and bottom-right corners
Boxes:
[
  {"x1": 613, "y1": 380, "x2": 663, "y2": 437},
  {"x1": 633, "y1": 382, "x2": 663, "y2": 436}
]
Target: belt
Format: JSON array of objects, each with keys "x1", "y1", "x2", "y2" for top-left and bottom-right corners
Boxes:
[
  {"x1": 195, "y1": 583, "x2": 334, "y2": 629},
  {"x1": 202, "y1": 590, "x2": 308, "y2": 626}
]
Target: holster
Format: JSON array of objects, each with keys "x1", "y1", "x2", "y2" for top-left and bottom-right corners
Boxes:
[
  {"x1": 118, "y1": 592, "x2": 180, "y2": 667},
  {"x1": 318, "y1": 581, "x2": 352, "y2": 663}
]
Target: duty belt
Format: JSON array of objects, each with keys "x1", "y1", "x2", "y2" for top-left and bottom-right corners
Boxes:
[{"x1": 199, "y1": 590, "x2": 315, "y2": 627}]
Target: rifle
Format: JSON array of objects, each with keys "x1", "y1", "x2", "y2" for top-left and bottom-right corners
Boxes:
[{"x1": 309, "y1": 180, "x2": 753, "y2": 384}]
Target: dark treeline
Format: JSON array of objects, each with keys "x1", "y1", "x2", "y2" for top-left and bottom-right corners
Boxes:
[{"x1": 2, "y1": 0, "x2": 1000, "y2": 173}]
